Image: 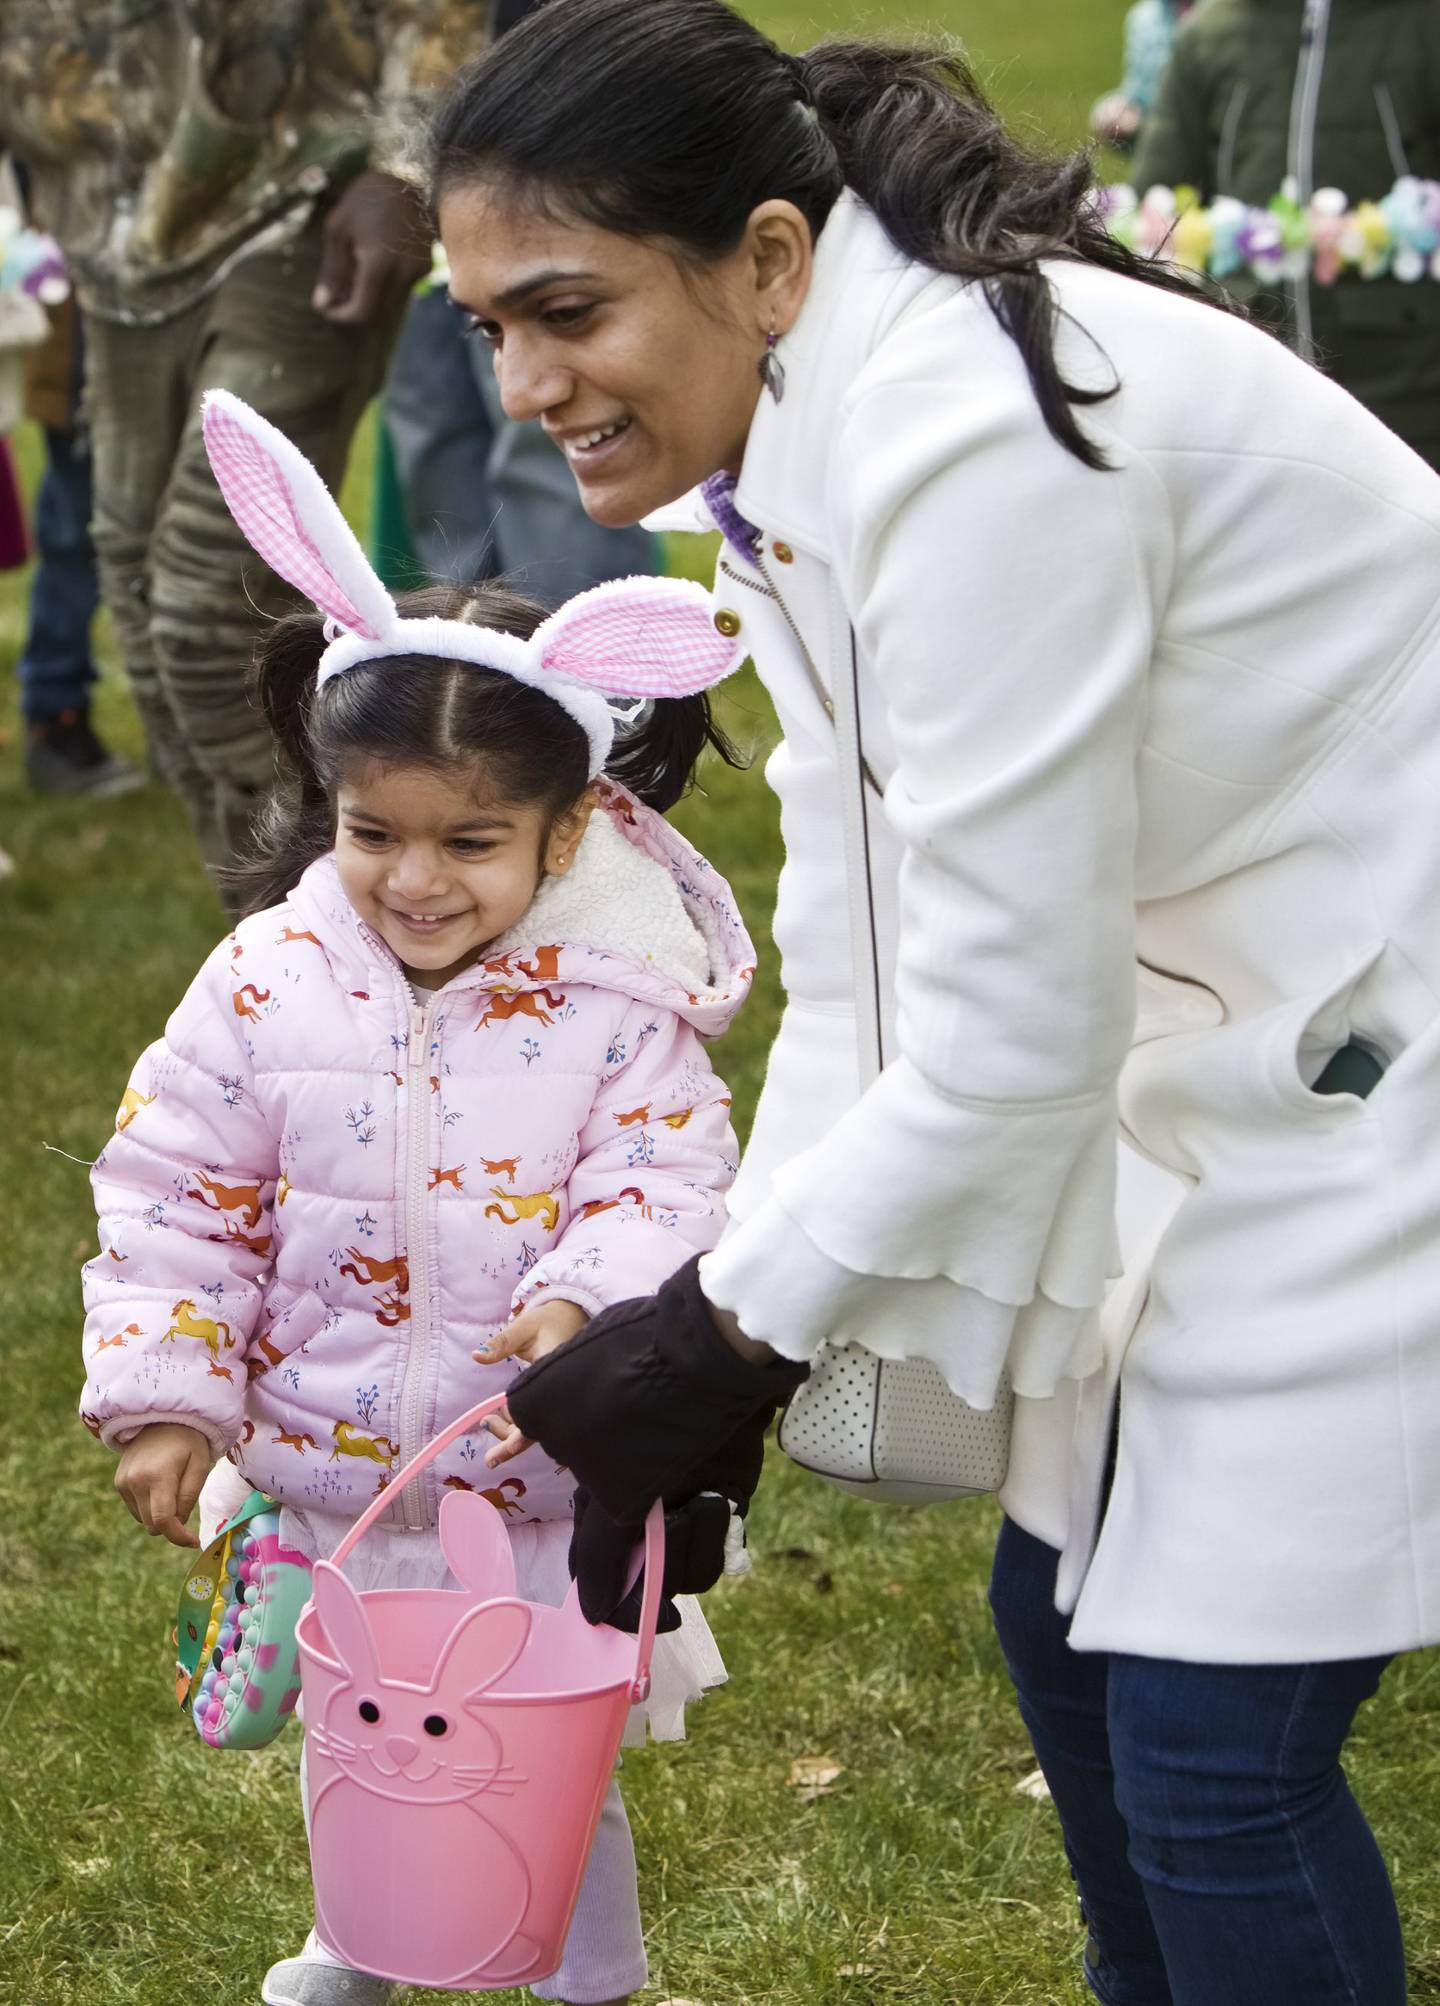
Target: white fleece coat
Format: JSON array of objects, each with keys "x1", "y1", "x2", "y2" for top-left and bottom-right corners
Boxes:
[{"x1": 691, "y1": 192, "x2": 1440, "y2": 1663}]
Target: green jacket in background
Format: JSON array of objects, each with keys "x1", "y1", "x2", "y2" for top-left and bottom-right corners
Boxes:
[{"x1": 1131, "y1": 0, "x2": 1440, "y2": 468}]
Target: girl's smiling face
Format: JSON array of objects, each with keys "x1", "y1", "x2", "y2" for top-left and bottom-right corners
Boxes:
[
  {"x1": 437, "y1": 183, "x2": 812, "y2": 527},
  {"x1": 335, "y1": 762, "x2": 593, "y2": 989}
]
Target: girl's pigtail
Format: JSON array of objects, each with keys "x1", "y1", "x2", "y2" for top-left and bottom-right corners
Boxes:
[
  {"x1": 225, "y1": 609, "x2": 335, "y2": 917},
  {"x1": 604, "y1": 692, "x2": 745, "y2": 813}
]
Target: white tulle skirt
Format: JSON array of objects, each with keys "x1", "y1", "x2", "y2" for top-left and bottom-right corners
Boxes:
[{"x1": 198, "y1": 1462, "x2": 725, "y2": 1744}]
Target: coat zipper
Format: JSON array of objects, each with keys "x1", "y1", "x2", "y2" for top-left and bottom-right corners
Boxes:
[
  {"x1": 1286, "y1": 0, "x2": 1330, "y2": 362},
  {"x1": 395, "y1": 993, "x2": 437, "y2": 1529},
  {"x1": 750, "y1": 545, "x2": 884, "y2": 797},
  {"x1": 1373, "y1": 83, "x2": 1409, "y2": 182},
  {"x1": 1216, "y1": 80, "x2": 1249, "y2": 193}
]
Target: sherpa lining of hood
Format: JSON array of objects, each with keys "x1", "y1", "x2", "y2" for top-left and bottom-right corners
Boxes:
[{"x1": 488, "y1": 805, "x2": 712, "y2": 991}]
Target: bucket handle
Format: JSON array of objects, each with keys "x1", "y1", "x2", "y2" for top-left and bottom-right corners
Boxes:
[{"x1": 324, "y1": 1392, "x2": 665, "y2": 1705}]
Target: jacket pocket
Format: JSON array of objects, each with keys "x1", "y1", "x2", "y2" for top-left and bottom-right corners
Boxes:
[
  {"x1": 1260, "y1": 942, "x2": 1390, "y2": 1120},
  {"x1": 1133, "y1": 959, "x2": 1226, "y2": 1045},
  {"x1": 246, "y1": 1288, "x2": 331, "y2": 1380}
]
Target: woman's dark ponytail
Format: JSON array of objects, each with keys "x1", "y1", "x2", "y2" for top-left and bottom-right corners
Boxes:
[
  {"x1": 792, "y1": 39, "x2": 1218, "y2": 470},
  {"x1": 432, "y1": 0, "x2": 1229, "y2": 472}
]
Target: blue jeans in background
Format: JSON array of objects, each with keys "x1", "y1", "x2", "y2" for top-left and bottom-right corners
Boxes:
[
  {"x1": 988, "y1": 1516, "x2": 1405, "y2": 2005},
  {"x1": 18, "y1": 425, "x2": 100, "y2": 722}
]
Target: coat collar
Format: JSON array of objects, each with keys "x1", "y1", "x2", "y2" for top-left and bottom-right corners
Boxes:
[
  {"x1": 279, "y1": 783, "x2": 755, "y2": 1032},
  {"x1": 732, "y1": 191, "x2": 939, "y2": 559}
]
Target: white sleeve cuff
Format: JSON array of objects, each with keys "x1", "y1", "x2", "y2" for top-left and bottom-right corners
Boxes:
[{"x1": 701, "y1": 1200, "x2": 1106, "y2": 1410}]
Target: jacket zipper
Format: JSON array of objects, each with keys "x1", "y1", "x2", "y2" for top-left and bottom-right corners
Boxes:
[
  {"x1": 751, "y1": 545, "x2": 884, "y2": 797},
  {"x1": 1216, "y1": 80, "x2": 1249, "y2": 193},
  {"x1": 395, "y1": 992, "x2": 437, "y2": 1529},
  {"x1": 1286, "y1": 0, "x2": 1330, "y2": 362},
  {"x1": 1373, "y1": 83, "x2": 1409, "y2": 182}
]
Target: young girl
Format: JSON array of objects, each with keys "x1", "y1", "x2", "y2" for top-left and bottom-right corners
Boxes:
[{"x1": 79, "y1": 392, "x2": 755, "y2": 2006}]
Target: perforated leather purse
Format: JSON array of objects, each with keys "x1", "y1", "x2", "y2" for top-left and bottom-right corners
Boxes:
[{"x1": 774, "y1": 612, "x2": 1014, "y2": 1504}]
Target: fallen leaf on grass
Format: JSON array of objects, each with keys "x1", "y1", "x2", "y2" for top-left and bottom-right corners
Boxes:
[
  {"x1": 881, "y1": 1581, "x2": 907, "y2": 1596},
  {"x1": 1015, "y1": 1766, "x2": 1052, "y2": 1801},
  {"x1": 787, "y1": 1754, "x2": 844, "y2": 1801},
  {"x1": 838, "y1": 1964, "x2": 877, "y2": 1978}
]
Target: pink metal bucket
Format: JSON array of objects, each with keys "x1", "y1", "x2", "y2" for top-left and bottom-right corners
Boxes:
[{"x1": 295, "y1": 1393, "x2": 662, "y2": 1992}]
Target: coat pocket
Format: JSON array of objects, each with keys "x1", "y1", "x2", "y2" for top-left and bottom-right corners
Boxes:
[
  {"x1": 246, "y1": 1288, "x2": 331, "y2": 1382},
  {"x1": 1260, "y1": 942, "x2": 1390, "y2": 1120}
]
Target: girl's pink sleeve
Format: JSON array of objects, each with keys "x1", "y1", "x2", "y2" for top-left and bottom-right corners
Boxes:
[
  {"x1": 512, "y1": 1004, "x2": 738, "y2": 1318},
  {"x1": 80, "y1": 940, "x2": 279, "y2": 1457}
]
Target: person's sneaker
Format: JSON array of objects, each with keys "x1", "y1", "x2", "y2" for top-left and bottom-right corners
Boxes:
[
  {"x1": 25, "y1": 707, "x2": 144, "y2": 798},
  {"x1": 260, "y1": 1934, "x2": 398, "y2": 2005}
]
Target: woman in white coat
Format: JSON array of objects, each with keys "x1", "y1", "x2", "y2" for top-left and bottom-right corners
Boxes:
[{"x1": 432, "y1": 3, "x2": 1440, "y2": 1998}]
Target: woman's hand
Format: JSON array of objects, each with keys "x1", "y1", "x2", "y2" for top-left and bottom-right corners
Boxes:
[
  {"x1": 504, "y1": 1256, "x2": 810, "y2": 1622},
  {"x1": 473, "y1": 1297, "x2": 589, "y2": 1468},
  {"x1": 114, "y1": 1422, "x2": 212, "y2": 1548}
]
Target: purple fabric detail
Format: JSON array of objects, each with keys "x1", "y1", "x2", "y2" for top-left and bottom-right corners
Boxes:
[{"x1": 700, "y1": 473, "x2": 762, "y2": 568}]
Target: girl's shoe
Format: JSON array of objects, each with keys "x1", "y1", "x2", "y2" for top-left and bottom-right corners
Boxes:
[{"x1": 261, "y1": 1933, "x2": 398, "y2": 2005}]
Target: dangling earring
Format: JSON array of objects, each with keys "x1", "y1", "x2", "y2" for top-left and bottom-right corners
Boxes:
[{"x1": 758, "y1": 320, "x2": 786, "y2": 404}]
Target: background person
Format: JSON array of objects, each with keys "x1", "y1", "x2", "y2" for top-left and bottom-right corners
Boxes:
[
  {"x1": 1090, "y1": 0, "x2": 1194, "y2": 153},
  {"x1": 431, "y1": 2, "x2": 1440, "y2": 1999},
  {"x1": 1131, "y1": 0, "x2": 1440, "y2": 468},
  {"x1": 18, "y1": 297, "x2": 141, "y2": 797},
  {"x1": 379, "y1": 0, "x2": 659, "y2": 605},
  {"x1": 0, "y1": 0, "x2": 494, "y2": 894}
]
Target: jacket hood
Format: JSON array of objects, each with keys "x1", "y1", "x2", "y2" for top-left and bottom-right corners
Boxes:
[{"x1": 284, "y1": 778, "x2": 755, "y2": 1036}]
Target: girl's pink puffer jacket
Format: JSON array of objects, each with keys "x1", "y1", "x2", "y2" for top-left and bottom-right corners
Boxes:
[{"x1": 81, "y1": 783, "x2": 754, "y2": 1530}]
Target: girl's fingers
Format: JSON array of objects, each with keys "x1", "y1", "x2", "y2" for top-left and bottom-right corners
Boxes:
[{"x1": 484, "y1": 1423, "x2": 533, "y2": 1469}]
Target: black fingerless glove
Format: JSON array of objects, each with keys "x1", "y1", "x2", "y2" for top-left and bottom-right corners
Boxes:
[
  {"x1": 507, "y1": 1255, "x2": 808, "y2": 1523},
  {"x1": 570, "y1": 1486, "x2": 735, "y2": 1633},
  {"x1": 505, "y1": 1255, "x2": 809, "y2": 1623}
]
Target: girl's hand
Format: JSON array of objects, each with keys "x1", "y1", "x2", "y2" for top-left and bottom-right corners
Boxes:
[
  {"x1": 114, "y1": 1422, "x2": 212, "y2": 1548},
  {"x1": 473, "y1": 1297, "x2": 589, "y2": 1468}
]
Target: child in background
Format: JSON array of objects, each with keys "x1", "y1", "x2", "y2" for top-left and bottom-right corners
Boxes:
[
  {"x1": 1091, "y1": 0, "x2": 1193, "y2": 152},
  {"x1": 79, "y1": 392, "x2": 755, "y2": 2006}
]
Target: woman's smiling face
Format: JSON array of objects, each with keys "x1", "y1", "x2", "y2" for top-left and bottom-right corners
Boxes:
[{"x1": 438, "y1": 183, "x2": 809, "y2": 526}]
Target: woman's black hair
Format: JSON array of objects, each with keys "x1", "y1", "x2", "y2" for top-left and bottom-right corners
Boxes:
[
  {"x1": 231, "y1": 580, "x2": 740, "y2": 916},
  {"x1": 430, "y1": 0, "x2": 1229, "y2": 472}
]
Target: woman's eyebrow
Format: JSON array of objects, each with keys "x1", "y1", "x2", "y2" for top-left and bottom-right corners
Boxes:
[{"x1": 468, "y1": 267, "x2": 602, "y2": 311}]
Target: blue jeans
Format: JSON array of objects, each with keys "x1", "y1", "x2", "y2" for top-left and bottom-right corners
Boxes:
[
  {"x1": 988, "y1": 1518, "x2": 1405, "y2": 2004},
  {"x1": 382, "y1": 289, "x2": 658, "y2": 607},
  {"x1": 18, "y1": 426, "x2": 100, "y2": 721}
]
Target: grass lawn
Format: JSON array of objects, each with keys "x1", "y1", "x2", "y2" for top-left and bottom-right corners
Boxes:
[{"x1": 6, "y1": 5, "x2": 1440, "y2": 2002}]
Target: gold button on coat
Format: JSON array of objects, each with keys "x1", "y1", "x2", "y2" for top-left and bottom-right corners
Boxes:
[
  {"x1": 714, "y1": 608, "x2": 742, "y2": 638},
  {"x1": 773, "y1": 541, "x2": 795, "y2": 564}
]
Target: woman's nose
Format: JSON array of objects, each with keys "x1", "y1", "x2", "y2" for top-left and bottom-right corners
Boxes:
[{"x1": 493, "y1": 337, "x2": 571, "y2": 424}]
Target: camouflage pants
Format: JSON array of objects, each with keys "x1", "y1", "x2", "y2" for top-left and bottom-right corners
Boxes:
[{"x1": 86, "y1": 221, "x2": 403, "y2": 901}]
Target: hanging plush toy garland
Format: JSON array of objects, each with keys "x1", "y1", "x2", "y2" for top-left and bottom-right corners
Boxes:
[{"x1": 1098, "y1": 174, "x2": 1440, "y2": 287}]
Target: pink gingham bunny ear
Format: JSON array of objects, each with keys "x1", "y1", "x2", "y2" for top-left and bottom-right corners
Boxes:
[
  {"x1": 533, "y1": 576, "x2": 746, "y2": 698},
  {"x1": 201, "y1": 389, "x2": 397, "y2": 642}
]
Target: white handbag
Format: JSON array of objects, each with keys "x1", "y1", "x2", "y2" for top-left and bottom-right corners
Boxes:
[{"x1": 775, "y1": 615, "x2": 1015, "y2": 1504}]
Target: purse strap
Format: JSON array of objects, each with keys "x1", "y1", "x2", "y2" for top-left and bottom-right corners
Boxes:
[{"x1": 826, "y1": 592, "x2": 886, "y2": 1091}]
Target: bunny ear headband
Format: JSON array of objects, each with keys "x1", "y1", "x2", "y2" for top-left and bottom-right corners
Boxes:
[{"x1": 200, "y1": 389, "x2": 745, "y2": 780}]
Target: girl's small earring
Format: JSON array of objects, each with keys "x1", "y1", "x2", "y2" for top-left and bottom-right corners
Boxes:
[{"x1": 758, "y1": 323, "x2": 786, "y2": 405}]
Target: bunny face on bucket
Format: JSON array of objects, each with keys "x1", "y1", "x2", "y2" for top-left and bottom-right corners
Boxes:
[{"x1": 308, "y1": 1560, "x2": 531, "y2": 1806}]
